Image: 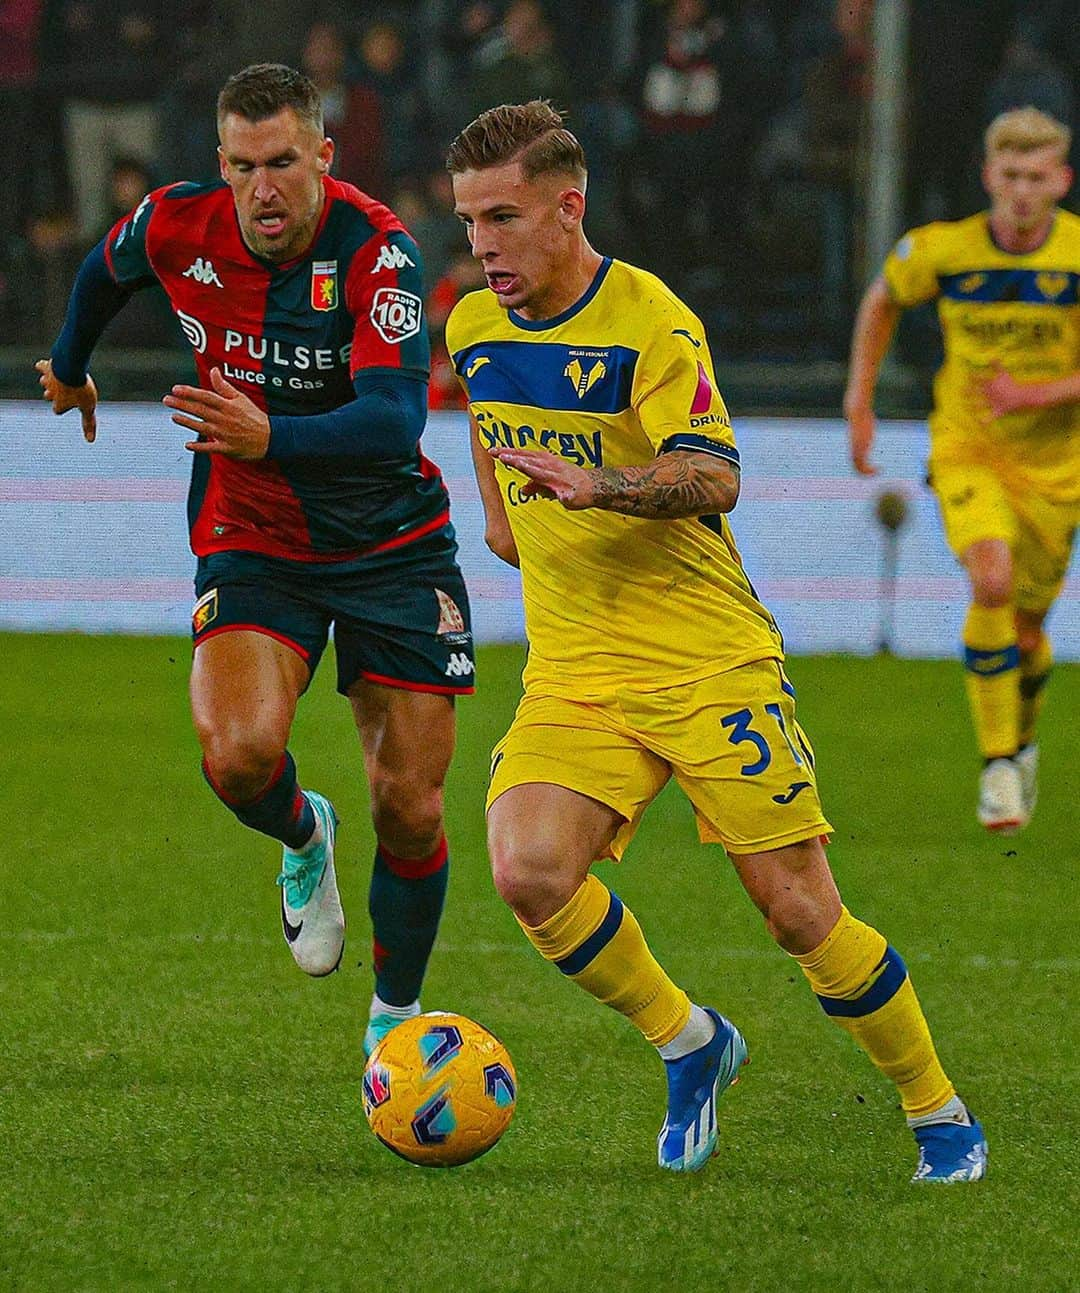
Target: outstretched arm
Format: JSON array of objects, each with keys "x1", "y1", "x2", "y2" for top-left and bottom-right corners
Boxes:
[
  {"x1": 489, "y1": 447, "x2": 739, "y2": 519},
  {"x1": 35, "y1": 239, "x2": 132, "y2": 442},
  {"x1": 164, "y1": 369, "x2": 429, "y2": 462},
  {"x1": 843, "y1": 275, "x2": 902, "y2": 476}
]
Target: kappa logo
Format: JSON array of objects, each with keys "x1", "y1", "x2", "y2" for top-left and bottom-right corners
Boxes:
[
  {"x1": 182, "y1": 257, "x2": 223, "y2": 288},
  {"x1": 444, "y1": 652, "x2": 475, "y2": 678},
  {"x1": 564, "y1": 357, "x2": 606, "y2": 399},
  {"x1": 370, "y1": 243, "x2": 416, "y2": 273}
]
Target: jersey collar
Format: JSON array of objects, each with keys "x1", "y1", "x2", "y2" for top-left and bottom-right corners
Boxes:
[
  {"x1": 985, "y1": 209, "x2": 1058, "y2": 257},
  {"x1": 508, "y1": 257, "x2": 612, "y2": 331}
]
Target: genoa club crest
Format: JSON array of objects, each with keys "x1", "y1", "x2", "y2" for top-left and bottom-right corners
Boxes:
[{"x1": 311, "y1": 260, "x2": 338, "y2": 311}]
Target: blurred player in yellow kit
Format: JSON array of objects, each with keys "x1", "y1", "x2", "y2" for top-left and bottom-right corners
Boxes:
[
  {"x1": 445, "y1": 100, "x2": 986, "y2": 1182},
  {"x1": 845, "y1": 107, "x2": 1079, "y2": 833}
]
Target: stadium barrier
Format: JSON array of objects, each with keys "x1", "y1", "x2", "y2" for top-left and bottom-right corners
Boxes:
[{"x1": 1, "y1": 403, "x2": 1076, "y2": 658}]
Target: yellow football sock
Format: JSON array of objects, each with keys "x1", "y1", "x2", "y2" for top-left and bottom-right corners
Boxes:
[
  {"x1": 1019, "y1": 632, "x2": 1053, "y2": 748},
  {"x1": 519, "y1": 873, "x2": 691, "y2": 1046},
  {"x1": 794, "y1": 907, "x2": 954, "y2": 1117},
  {"x1": 962, "y1": 604, "x2": 1020, "y2": 758}
]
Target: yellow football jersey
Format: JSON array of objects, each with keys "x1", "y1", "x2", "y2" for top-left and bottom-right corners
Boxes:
[
  {"x1": 883, "y1": 210, "x2": 1080, "y2": 501},
  {"x1": 446, "y1": 257, "x2": 783, "y2": 699}
]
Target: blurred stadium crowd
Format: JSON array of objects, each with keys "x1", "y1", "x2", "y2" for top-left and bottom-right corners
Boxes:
[{"x1": 2, "y1": 0, "x2": 1078, "y2": 392}]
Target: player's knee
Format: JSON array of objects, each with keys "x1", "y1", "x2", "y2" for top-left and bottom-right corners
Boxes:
[
  {"x1": 761, "y1": 890, "x2": 832, "y2": 952},
  {"x1": 754, "y1": 862, "x2": 841, "y2": 954},
  {"x1": 370, "y1": 772, "x2": 444, "y2": 856},
  {"x1": 200, "y1": 725, "x2": 284, "y2": 803},
  {"x1": 488, "y1": 836, "x2": 567, "y2": 925},
  {"x1": 1016, "y1": 622, "x2": 1045, "y2": 655},
  {"x1": 971, "y1": 574, "x2": 1012, "y2": 608},
  {"x1": 967, "y1": 556, "x2": 1013, "y2": 607}
]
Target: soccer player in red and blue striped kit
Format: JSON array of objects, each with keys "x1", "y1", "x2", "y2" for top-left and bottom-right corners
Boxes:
[{"x1": 37, "y1": 63, "x2": 473, "y2": 1055}]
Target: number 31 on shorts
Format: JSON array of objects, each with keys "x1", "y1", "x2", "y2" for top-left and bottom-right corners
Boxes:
[{"x1": 719, "y1": 704, "x2": 812, "y2": 776}]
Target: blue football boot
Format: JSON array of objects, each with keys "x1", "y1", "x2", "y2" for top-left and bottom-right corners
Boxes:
[
  {"x1": 911, "y1": 1115, "x2": 988, "y2": 1182},
  {"x1": 657, "y1": 1007, "x2": 748, "y2": 1172}
]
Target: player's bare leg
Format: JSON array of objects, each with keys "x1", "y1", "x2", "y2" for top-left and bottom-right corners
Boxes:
[
  {"x1": 1014, "y1": 607, "x2": 1052, "y2": 820},
  {"x1": 192, "y1": 630, "x2": 344, "y2": 975},
  {"x1": 731, "y1": 836, "x2": 986, "y2": 1181},
  {"x1": 961, "y1": 538, "x2": 1024, "y2": 831},
  {"x1": 488, "y1": 783, "x2": 747, "y2": 1172},
  {"x1": 349, "y1": 683, "x2": 457, "y2": 1053}
]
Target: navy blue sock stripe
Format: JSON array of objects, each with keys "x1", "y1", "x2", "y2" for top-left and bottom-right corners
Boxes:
[
  {"x1": 816, "y1": 945, "x2": 908, "y2": 1018},
  {"x1": 963, "y1": 644, "x2": 1020, "y2": 675},
  {"x1": 554, "y1": 892, "x2": 624, "y2": 976},
  {"x1": 369, "y1": 845, "x2": 449, "y2": 1007}
]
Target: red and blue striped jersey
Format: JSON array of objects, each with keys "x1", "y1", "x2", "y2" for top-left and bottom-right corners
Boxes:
[{"x1": 105, "y1": 175, "x2": 447, "y2": 561}]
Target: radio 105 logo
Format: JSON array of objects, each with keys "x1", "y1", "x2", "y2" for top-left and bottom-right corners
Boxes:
[{"x1": 370, "y1": 288, "x2": 423, "y2": 344}]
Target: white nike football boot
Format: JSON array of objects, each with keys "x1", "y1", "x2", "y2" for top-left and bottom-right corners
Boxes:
[
  {"x1": 1015, "y1": 743, "x2": 1039, "y2": 822},
  {"x1": 276, "y1": 791, "x2": 345, "y2": 976},
  {"x1": 976, "y1": 758, "x2": 1026, "y2": 834}
]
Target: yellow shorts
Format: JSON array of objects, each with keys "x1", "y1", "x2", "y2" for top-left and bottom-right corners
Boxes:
[
  {"x1": 930, "y1": 461, "x2": 1078, "y2": 612},
  {"x1": 486, "y1": 658, "x2": 833, "y2": 859}
]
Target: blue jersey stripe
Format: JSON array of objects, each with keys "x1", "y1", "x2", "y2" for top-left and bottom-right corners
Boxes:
[
  {"x1": 454, "y1": 340, "x2": 639, "y2": 413},
  {"x1": 938, "y1": 268, "x2": 1080, "y2": 304},
  {"x1": 816, "y1": 946, "x2": 908, "y2": 1018},
  {"x1": 659, "y1": 433, "x2": 740, "y2": 465},
  {"x1": 554, "y1": 892, "x2": 625, "y2": 976}
]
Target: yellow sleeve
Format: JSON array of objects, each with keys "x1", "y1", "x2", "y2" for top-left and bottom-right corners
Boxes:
[
  {"x1": 882, "y1": 225, "x2": 943, "y2": 307},
  {"x1": 631, "y1": 307, "x2": 738, "y2": 466}
]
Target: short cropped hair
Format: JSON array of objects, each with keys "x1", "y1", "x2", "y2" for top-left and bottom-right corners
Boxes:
[
  {"x1": 985, "y1": 106, "x2": 1071, "y2": 159},
  {"x1": 446, "y1": 100, "x2": 587, "y2": 186},
  {"x1": 217, "y1": 63, "x2": 324, "y2": 136}
]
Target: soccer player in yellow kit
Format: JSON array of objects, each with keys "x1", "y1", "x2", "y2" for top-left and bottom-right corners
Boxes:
[
  {"x1": 845, "y1": 107, "x2": 1079, "y2": 833},
  {"x1": 445, "y1": 100, "x2": 986, "y2": 1181}
]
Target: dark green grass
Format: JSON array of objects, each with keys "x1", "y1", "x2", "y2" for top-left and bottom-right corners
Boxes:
[{"x1": 1, "y1": 635, "x2": 1076, "y2": 1291}]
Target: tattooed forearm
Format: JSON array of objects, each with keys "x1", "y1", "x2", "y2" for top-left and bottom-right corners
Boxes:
[{"x1": 586, "y1": 451, "x2": 739, "y2": 518}]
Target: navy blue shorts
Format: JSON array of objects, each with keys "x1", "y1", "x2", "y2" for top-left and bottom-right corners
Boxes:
[{"x1": 191, "y1": 538, "x2": 475, "y2": 696}]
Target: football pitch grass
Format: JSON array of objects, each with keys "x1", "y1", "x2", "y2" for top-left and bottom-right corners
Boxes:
[{"x1": 3, "y1": 635, "x2": 1076, "y2": 1291}]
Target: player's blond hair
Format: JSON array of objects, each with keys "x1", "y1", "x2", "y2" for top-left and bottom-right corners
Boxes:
[
  {"x1": 984, "y1": 106, "x2": 1071, "y2": 159},
  {"x1": 446, "y1": 100, "x2": 587, "y2": 187}
]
